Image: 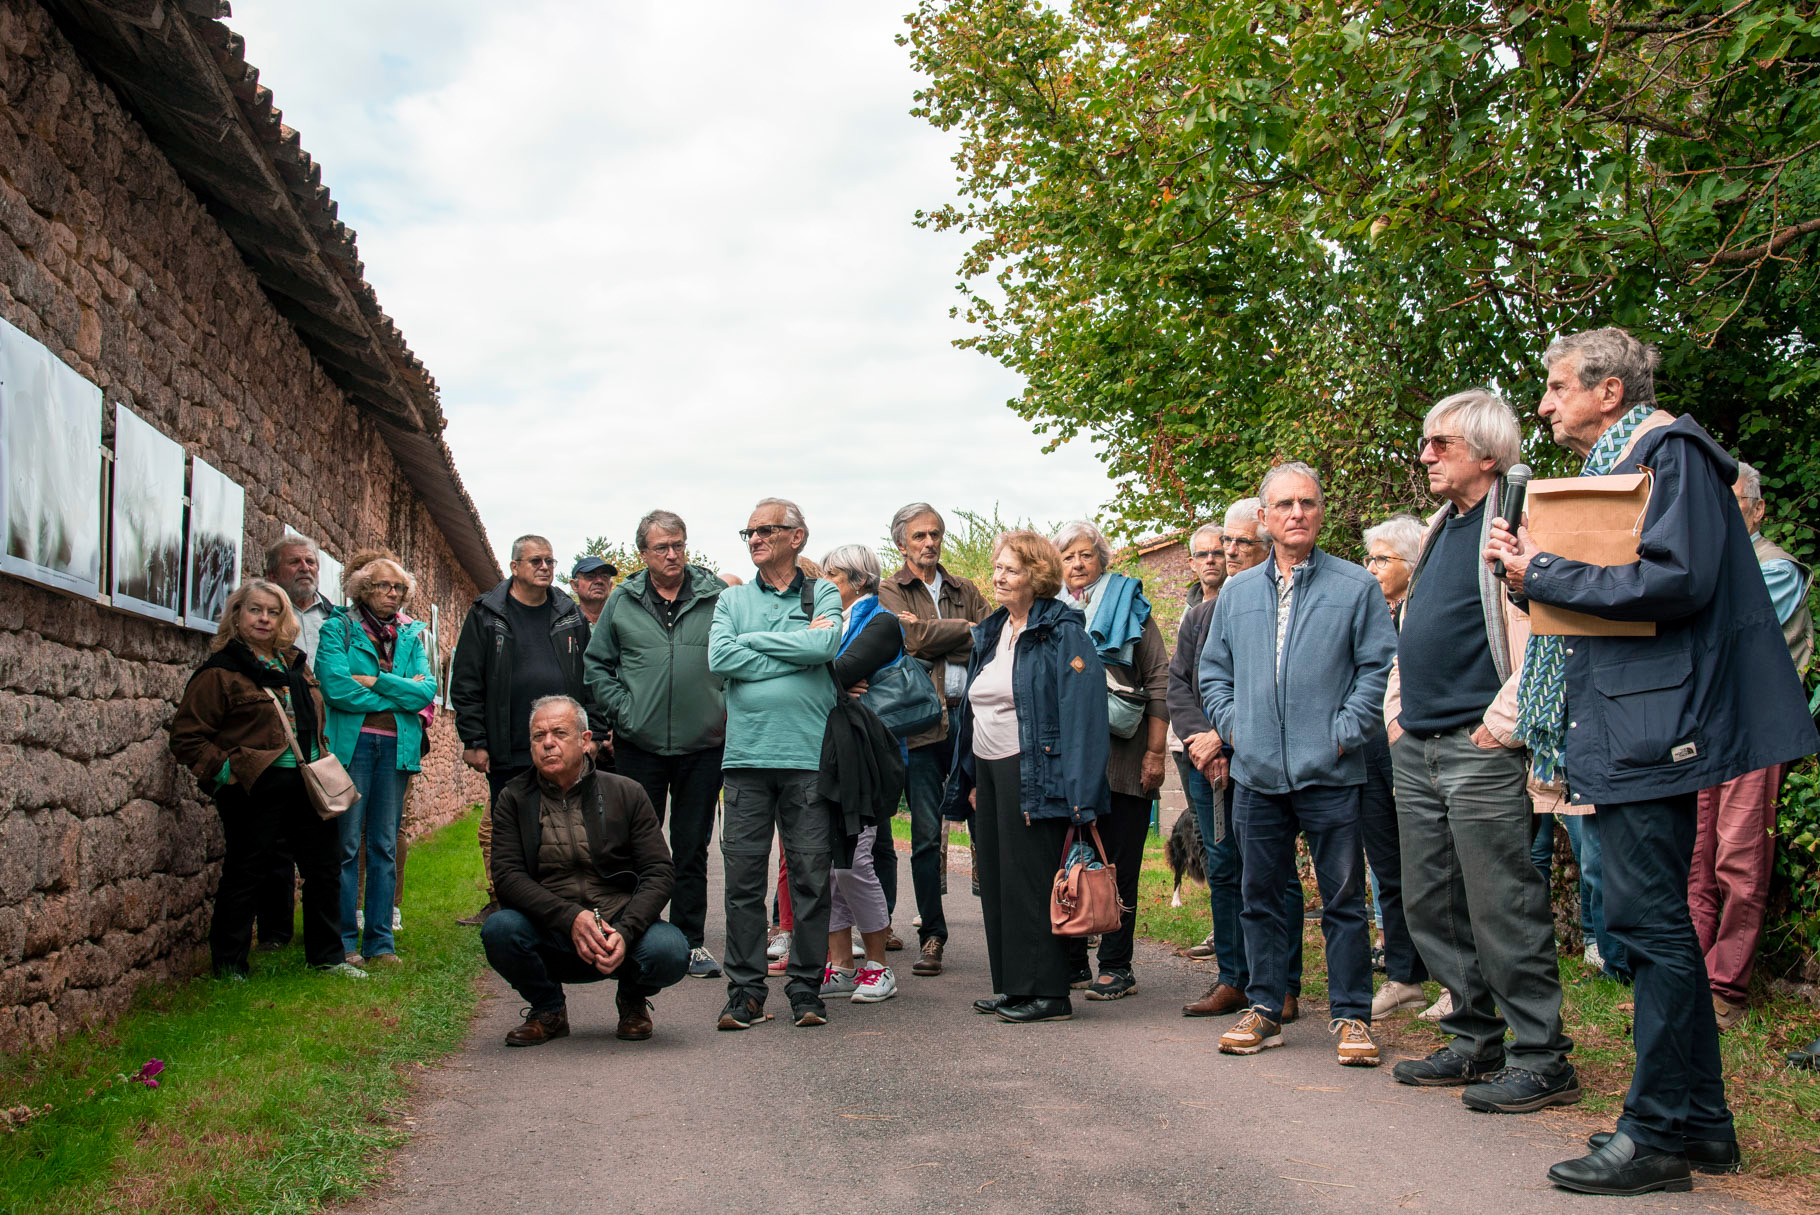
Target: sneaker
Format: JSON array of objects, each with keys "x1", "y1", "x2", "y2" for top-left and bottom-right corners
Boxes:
[
  {"x1": 1332, "y1": 1017, "x2": 1380, "y2": 1067},
  {"x1": 766, "y1": 929, "x2": 791, "y2": 961},
  {"x1": 851, "y1": 938, "x2": 867, "y2": 959},
  {"x1": 320, "y1": 961, "x2": 369, "y2": 980},
  {"x1": 821, "y1": 966, "x2": 858, "y2": 998},
  {"x1": 717, "y1": 994, "x2": 768, "y2": 1031},
  {"x1": 852, "y1": 964, "x2": 898, "y2": 1003},
  {"x1": 356, "y1": 909, "x2": 364, "y2": 932},
  {"x1": 1583, "y1": 940, "x2": 1605, "y2": 971},
  {"x1": 1185, "y1": 931, "x2": 1217, "y2": 960},
  {"x1": 1462, "y1": 1064, "x2": 1582, "y2": 1113},
  {"x1": 767, "y1": 955, "x2": 789, "y2": 975},
  {"x1": 1370, "y1": 980, "x2": 1427, "y2": 1019},
  {"x1": 913, "y1": 938, "x2": 944, "y2": 976},
  {"x1": 791, "y1": 995, "x2": 829, "y2": 1027},
  {"x1": 1218, "y1": 1007, "x2": 1283, "y2": 1055},
  {"x1": 1417, "y1": 989, "x2": 1453, "y2": 1021},
  {"x1": 392, "y1": 907, "x2": 403, "y2": 933},
  {"x1": 687, "y1": 947, "x2": 722, "y2": 979},
  {"x1": 1084, "y1": 968, "x2": 1138, "y2": 1001},
  {"x1": 1393, "y1": 1044, "x2": 1505, "y2": 1087},
  {"x1": 912, "y1": 914, "x2": 923, "y2": 928}
]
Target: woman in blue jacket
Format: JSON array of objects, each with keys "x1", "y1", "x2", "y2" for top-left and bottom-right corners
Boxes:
[
  {"x1": 942, "y1": 531, "x2": 1110, "y2": 1023},
  {"x1": 315, "y1": 553, "x2": 438, "y2": 964}
]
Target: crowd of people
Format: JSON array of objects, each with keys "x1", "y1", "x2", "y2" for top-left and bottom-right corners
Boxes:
[{"x1": 166, "y1": 324, "x2": 1819, "y2": 1197}]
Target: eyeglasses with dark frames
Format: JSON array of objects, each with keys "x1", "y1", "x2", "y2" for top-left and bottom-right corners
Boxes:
[
  {"x1": 643, "y1": 542, "x2": 687, "y2": 556},
  {"x1": 738, "y1": 524, "x2": 798, "y2": 542},
  {"x1": 521, "y1": 556, "x2": 557, "y2": 568},
  {"x1": 1417, "y1": 434, "x2": 1466, "y2": 459}
]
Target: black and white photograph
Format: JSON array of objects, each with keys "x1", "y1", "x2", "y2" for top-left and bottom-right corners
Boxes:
[
  {"x1": 109, "y1": 403, "x2": 185, "y2": 622},
  {"x1": 184, "y1": 456, "x2": 243, "y2": 632},
  {"x1": 0, "y1": 316, "x2": 102, "y2": 598}
]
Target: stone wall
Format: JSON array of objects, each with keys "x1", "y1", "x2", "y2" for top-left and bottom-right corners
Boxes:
[{"x1": 0, "y1": 0, "x2": 487, "y2": 1053}]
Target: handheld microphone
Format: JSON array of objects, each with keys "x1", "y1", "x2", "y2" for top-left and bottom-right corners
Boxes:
[{"x1": 1492, "y1": 463, "x2": 1532, "y2": 579}]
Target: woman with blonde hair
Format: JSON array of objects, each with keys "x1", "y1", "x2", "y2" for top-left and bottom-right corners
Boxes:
[
  {"x1": 169, "y1": 579, "x2": 361, "y2": 980},
  {"x1": 315, "y1": 551, "x2": 437, "y2": 966}
]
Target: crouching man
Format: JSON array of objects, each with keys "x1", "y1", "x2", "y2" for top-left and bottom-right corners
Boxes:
[{"x1": 482, "y1": 695, "x2": 686, "y2": 1047}]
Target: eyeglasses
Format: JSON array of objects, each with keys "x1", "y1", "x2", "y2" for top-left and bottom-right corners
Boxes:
[
  {"x1": 370, "y1": 580, "x2": 408, "y2": 595},
  {"x1": 1417, "y1": 434, "x2": 1465, "y2": 458},
  {"x1": 1189, "y1": 550, "x2": 1221, "y2": 560},
  {"x1": 1223, "y1": 537, "x2": 1261, "y2": 550},
  {"x1": 1267, "y1": 497, "x2": 1320, "y2": 513},
  {"x1": 521, "y1": 556, "x2": 556, "y2": 568},
  {"x1": 738, "y1": 525, "x2": 797, "y2": 542},
  {"x1": 643, "y1": 542, "x2": 687, "y2": 556},
  {"x1": 1363, "y1": 555, "x2": 1406, "y2": 570}
]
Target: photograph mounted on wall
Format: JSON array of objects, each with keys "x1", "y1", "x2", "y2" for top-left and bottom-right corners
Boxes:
[
  {"x1": 110, "y1": 403, "x2": 185, "y2": 622},
  {"x1": 0, "y1": 316, "x2": 102, "y2": 598},
  {"x1": 318, "y1": 546, "x2": 343, "y2": 606},
  {"x1": 185, "y1": 456, "x2": 243, "y2": 632}
]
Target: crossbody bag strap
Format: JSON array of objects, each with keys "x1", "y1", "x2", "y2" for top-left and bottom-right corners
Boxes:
[{"x1": 261, "y1": 687, "x2": 310, "y2": 765}]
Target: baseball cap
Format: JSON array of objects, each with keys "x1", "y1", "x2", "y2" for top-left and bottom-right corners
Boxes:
[{"x1": 572, "y1": 556, "x2": 618, "y2": 578}]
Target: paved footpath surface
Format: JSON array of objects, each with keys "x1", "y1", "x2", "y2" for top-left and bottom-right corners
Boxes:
[{"x1": 349, "y1": 846, "x2": 1767, "y2": 1215}]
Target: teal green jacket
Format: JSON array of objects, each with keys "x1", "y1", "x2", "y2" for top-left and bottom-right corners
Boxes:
[
  {"x1": 315, "y1": 609, "x2": 438, "y2": 772},
  {"x1": 584, "y1": 565, "x2": 727, "y2": 756},
  {"x1": 708, "y1": 572, "x2": 842, "y2": 770}
]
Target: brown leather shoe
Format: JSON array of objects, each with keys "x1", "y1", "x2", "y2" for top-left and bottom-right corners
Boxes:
[
  {"x1": 1281, "y1": 993, "x2": 1299, "y2": 1024},
  {"x1": 616, "y1": 992, "x2": 654, "y2": 1041},
  {"x1": 505, "y1": 1007, "x2": 569, "y2": 1047},
  {"x1": 912, "y1": 938, "x2": 944, "y2": 976},
  {"x1": 1183, "y1": 981, "x2": 1246, "y2": 1017},
  {"x1": 455, "y1": 900, "x2": 498, "y2": 927},
  {"x1": 885, "y1": 931, "x2": 905, "y2": 952}
]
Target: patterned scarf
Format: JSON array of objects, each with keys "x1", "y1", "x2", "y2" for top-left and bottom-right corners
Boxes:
[{"x1": 1513, "y1": 402, "x2": 1657, "y2": 783}]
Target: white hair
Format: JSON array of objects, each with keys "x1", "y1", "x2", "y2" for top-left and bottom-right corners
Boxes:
[
  {"x1": 1051, "y1": 520, "x2": 1113, "y2": 569},
  {"x1": 1190, "y1": 524, "x2": 1224, "y2": 552},
  {"x1": 1223, "y1": 498, "x2": 1262, "y2": 532},
  {"x1": 1259, "y1": 462, "x2": 1324, "y2": 507},
  {"x1": 1425, "y1": 388, "x2": 1522, "y2": 474},
  {"x1": 753, "y1": 497, "x2": 808, "y2": 544},
  {"x1": 1362, "y1": 514, "x2": 1425, "y2": 566},
  {"x1": 1543, "y1": 326, "x2": 1659, "y2": 408},
  {"x1": 529, "y1": 694, "x2": 589, "y2": 737},
  {"x1": 821, "y1": 544, "x2": 881, "y2": 595},
  {"x1": 1736, "y1": 460, "x2": 1762, "y2": 501}
]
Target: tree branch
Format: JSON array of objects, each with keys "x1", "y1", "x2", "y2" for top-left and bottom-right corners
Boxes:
[{"x1": 1704, "y1": 218, "x2": 1820, "y2": 266}]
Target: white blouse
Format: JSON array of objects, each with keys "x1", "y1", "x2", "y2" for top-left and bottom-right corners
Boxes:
[{"x1": 969, "y1": 620, "x2": 1021, "y2": 761}]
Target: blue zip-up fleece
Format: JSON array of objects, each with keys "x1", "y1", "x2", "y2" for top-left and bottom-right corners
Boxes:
[
  {"x1": 940, "y1": 595, "x2": 1110, "y2": 824},
  {"x1": 1200, "y1": 547, "x2": 1398, "y2": 794}
]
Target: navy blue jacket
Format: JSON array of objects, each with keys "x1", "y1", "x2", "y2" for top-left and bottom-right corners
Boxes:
[
  {"x1": 940, "y1": 596, "x2": 1110, "y2": 824},
  {"x1": 1523, "y1": 414, "x2": 1818, "y2": 805}
]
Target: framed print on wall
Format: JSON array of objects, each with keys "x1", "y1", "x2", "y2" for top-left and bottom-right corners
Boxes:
[
  {"x1": 109, "y1": 403, "x2": 185, "y2": 623},
  {"x1": 0, "y1": 316, "x2": 102, "y2": 598},
  {"x1": 186, "y1": 456, "x2": 244, "y2": 632}
]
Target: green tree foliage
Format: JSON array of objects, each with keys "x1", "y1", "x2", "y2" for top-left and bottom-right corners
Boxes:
[{"x1": 903, "y1": 0, "x2": 1820, "y2": 556}]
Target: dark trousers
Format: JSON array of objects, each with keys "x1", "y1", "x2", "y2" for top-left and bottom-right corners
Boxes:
[
  {"x1": 1235, "y1": 783, "x2": 1371, "y2": 1021},
  {"x1": 481, "y1": 909, "x2": 689, "y2": 1014},
  {"x1": 1360, "y1": 734, "x2": 1427, "y2": 985},
  {"x1": 721, "y1": 768, "x2": 831, "y2": 1004},
  {"x1": 1180, "y1": 765, "x2": 1303, "y2": 994},
  {"x1": 904, "y1": 735, "x2": 953, "y2": 943},
  {"x1": 1065, "y1": 790, "x2": 1150, "y2": 973},
  {"x1": 212, "y1": 766, "x2": 342, "y2": 971},
  {"x1": 1600, "y1": 794, "x2": 1735, "y2": 1154},
  {"x1": 873, "y1": 812, "x2": 899, "y2": 918},
  {"x1": 1392, "y1": 729, "x2": 1571, "y2": 1071},
  {"x1": 255, "y1": 848, "x2": 296, "y2": 946},
  {"x1": 614, "y1": 740, "x2": 725, "y2": 950},
  {"x1": 975, "y1": 756, "x2": 1072, "y2": 999}
]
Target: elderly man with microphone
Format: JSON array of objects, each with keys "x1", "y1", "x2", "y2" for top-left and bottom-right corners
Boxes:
[{"x1": 1381, "y1": 389, "x2": 1580, "y2": 1114}]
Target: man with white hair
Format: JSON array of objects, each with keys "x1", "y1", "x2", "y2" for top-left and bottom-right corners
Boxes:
[
  {"x1": 709, "y1": 497, "x2": 844, "y2": 1030},
  {"x1": 1221, "y1": 498, "x2": 1269, "y2": 574},
  {"x1": 1202, "y1": 463, "x2": 1396, "y2": 1067},
  {"x1": 480, "y1": 696, "x2": 685, "y2": 1048},
  {"x1": 1688, "y1": 461, "x2": 1815, "y2": 1031},
  {"x1": 1384, "y1": 389, "x2": 1577, "y2": 1115}
]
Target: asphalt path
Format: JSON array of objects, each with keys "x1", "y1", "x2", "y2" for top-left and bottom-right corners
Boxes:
[{"x1": 349, "y1": 843, "x2": 1768, "y2": 1215}]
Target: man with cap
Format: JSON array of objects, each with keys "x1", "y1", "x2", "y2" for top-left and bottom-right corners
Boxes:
[{"x1": 572, "y1": 556, "x2": 619, "y2": 627}]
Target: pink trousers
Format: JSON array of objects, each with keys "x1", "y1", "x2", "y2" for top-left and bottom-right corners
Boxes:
[{"x1": 1688, "y1": 764, "x2": 1785, "y2": 1004}]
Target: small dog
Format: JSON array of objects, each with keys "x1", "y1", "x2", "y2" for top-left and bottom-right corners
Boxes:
[{"x1": 1164, "y1": 808, "x2": 1209, "y2": 907}]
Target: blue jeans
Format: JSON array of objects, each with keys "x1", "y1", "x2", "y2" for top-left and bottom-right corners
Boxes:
[
  {"x1": 1532, "y1": 813, "x2": 1631, "y2": 979},
  {"x1": 340, "y1": 733, "x2": 406, "y2": 957},
  {"x1": 481, "y1": 910, "x2": 689, "y2": 1014},
  {"x1": 1234, "y1": 783, "x2": 1367, "y2": 1021},
  {"x1": 1186, "y1": 766, "x2": 1303, "y2": 995},
  {"x1": 905, "y1": 737, "x2": 952, "y2": 944}
]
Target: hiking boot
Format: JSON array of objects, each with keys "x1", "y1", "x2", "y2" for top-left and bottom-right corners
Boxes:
[
  {"x1": 687, "y1": 946, "x2": 722, "y2": 979},
  {"x1": 1186, "y1": 931, "x2": 1217, "y2": 960},
  {"x1": 852, "y1": 964, "x2": 898, "y2": 1004},
  {"x1": 1280, "y1": 993, "x2": 1299, "y2": 1024},
  {"x1": 1370, "y1": 980, "x2": 1427, "y2": 1019},
  {"x1": 1393, "y1": 1044, "x2": 1505, "y2": 1087},
  {"x1": 791, "y1": 995, "x2": 829, "y2": 1027},
  {"x1": 1218, "y1": 1007, "x2": 1283, "y2": 1055},
  {"x1": 455, "y1": 900, "x2": 498, "y2": 927},
  {"x1": 616, "y1": 992, "x2": 654, "y2": 1041},
  {"x1": 820, "y1": 965, "x2": 857, "y2": 998},
  {"x1": 1463, "y1": 1064, "x2": 1582, "y2": 1113},
  {"x1": 717, "y1": 994, "x2": 768, "y2": 1031},
  {"x1": 1417, "y1": 989, "x2": 1453, "y2": 1021},
  {"x1": 506, "y1": 1006, "x2": 569, "y2": 1047},
  {"x1": 1586, "y1": 1132, "x2": 1740, "y2": 1174},
  {"x1": 913, "y1": 938, "x2": 945, "y2": 976},
  {"x1": 1084, "y1": 968, "x2": 1138, "y2": 1001},
  {"x1": 1183, "y1": 982, "x2": 1247, "y2": 1018},
  {"x1": 1711, "y1": 993, "x2": 1746, "y2": 1032},
  {"x1": 1331, "y1": 1017, "x2": 1380, "y2": 1067}
]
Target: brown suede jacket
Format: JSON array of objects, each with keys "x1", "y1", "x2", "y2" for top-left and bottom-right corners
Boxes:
[
  {"x1": 168, "y1": 647, "x2": 327, "y2": 792},
  {"x1": 877, "y1": 563, "x2": 991, "y2": 748}
]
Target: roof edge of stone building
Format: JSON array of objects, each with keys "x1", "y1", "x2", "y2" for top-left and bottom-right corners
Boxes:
[{"x1": 41, "y1": 0, "x2": 501, "y2": 589}]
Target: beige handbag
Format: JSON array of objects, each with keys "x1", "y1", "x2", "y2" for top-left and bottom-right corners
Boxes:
[{"x1": 263, "y1": 688, "x2": 360, "y2": 821}]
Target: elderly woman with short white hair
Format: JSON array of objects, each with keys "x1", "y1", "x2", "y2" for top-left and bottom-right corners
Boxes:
[
  {"x1": 1363, "y1": 513, "x2": 1425, "y2": 622},
  {"x1": 1052, "y1": 519, "x2": 1171, "y2": 1001},
  {"x1": 315, "y1": 551, "x2": 438, "y2": 966}
]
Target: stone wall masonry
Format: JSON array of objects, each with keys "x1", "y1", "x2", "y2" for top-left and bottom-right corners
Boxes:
[{"x1": 0, "y1": 1, "x2": 488, "y2": 1053}]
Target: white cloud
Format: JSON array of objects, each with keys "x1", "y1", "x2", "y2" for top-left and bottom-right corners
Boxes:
[{"x1": 226, "y1": 1, "x2": 1122, "y2": 574}]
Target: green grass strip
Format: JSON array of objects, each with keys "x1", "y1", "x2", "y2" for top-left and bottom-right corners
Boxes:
[{"x1": 0, "y1": 806, "x2": 490, "y2": 1215}]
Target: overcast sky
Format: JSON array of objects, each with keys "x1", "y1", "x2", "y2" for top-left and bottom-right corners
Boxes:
[{"x1": 226, "y1": 2, "x2": 1123, "y2": 576}]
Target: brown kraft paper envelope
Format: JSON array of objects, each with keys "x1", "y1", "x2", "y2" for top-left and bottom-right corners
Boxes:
[{"x1": 1524, "y1": 472, "x2": 1656, "y2": 637}]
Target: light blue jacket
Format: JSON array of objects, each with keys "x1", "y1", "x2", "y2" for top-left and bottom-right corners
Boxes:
[
  {"x1": 1199, "y1": 547, "x2": 1397, "y2": 794},
  {"x1": 315, "y1": 609, "x2": 438, "y2": 772},
  {"x1": 708, "y1": 572, "x2": 843, "y2": 770}
]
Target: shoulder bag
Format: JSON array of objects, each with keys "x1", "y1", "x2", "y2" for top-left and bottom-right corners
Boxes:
[
  {"x1": 1050, "y1": 821, "x2": 1127, "y2": 936},
  {"x1": 263, "y1": 688, "x2": 360, "y2": 821}
]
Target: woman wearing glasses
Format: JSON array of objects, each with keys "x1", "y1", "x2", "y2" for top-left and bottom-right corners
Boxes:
[{"x1": 316, "y1": 550, "x2": 438, "y2": 966}]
